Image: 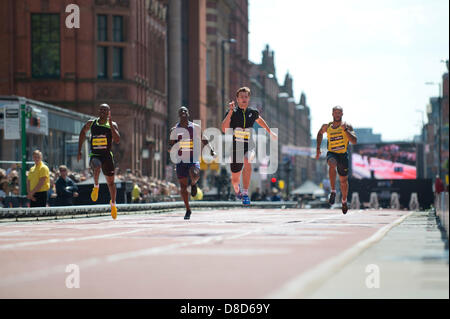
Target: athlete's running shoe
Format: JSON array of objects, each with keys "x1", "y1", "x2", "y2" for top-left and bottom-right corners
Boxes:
[
  {"x1": 184, "y1": 210, "x2": 192, "y2": 220},
  {"x1": 242, "y1": 194, "x2": 251, "y2": 206},
  {"x1": 191, "y1": 184, "x2": 197, "y2": 197},
  {"x1": 110, "y1": 201, "x2": 117, "y2": 220},
  {"x1": 235, "y1": 188, "x2": 243, "y2": 201},
  {"x1": 342, "y1": 202, "x2": 348, "y2": 215},
  {"x1": 91, "y1": 186, "x2": 99, "y2": 202},
  {"x1": 328, "y1": 192, "x2": 336, "y2": 205}
]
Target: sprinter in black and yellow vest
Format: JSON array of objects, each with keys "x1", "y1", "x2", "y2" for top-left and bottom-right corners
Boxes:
[
  {"x1": 316, "y1": 106, "x2": 357, "y2": 214},
  {"x1": 77, "y1": 104, "x2": 120, "y2": 219}
]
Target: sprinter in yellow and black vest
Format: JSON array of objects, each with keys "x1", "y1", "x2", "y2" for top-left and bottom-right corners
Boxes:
[
  {"x1": 77, "y1": 104, "x2": 121, "y2": 219},
  {"x1": 315, "y1": 106, "x2": 357, "y2": 214}
]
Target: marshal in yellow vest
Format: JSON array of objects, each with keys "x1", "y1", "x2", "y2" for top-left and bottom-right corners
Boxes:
[{"x1": 327, "y1": 123, "x2": 349, "y2": 153}]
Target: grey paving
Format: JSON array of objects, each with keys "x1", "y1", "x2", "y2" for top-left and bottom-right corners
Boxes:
[{"x1": 308, "y1": 210, "x2": 449, "y2": 299}]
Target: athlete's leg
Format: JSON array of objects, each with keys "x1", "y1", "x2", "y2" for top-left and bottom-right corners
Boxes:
[
  {"x1": 339, "y1": 175, "x2": 348, "y2": 203},
  {"x1": 188, "y1": 164, "x2": 200, "y2": 186},
  {"x1": 90, "y1": 157, "x2": 102, "y2": 186},
  {"x1": 188, "y1": 164, "x2": 200, "y2": 197},
  {"x1": 231, "y1": 151, "x2": 244, "y2": 195},
  {"x1": 328, "y1": 158, "x2": 337, "y2": 191},
  {"x1": 242, "y1": 157, "x2": 252, "y2": 191},
  {"x1": 231, "y1": 171, "x2": 242, "y2": 194},
  {"x1": 89, "y1": 157, "x2": 102, "y2": 202},
  {"x1": 105, "y1": 175, "x2": 116, "y2": 204},
  {"x1": 327, "y1": 155, "x2": 338, "y2": 205},
  {"x1": 178, "y1": 177, "x2": 190, "y2": 211}
]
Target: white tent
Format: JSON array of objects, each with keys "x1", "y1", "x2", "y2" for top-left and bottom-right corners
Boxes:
[{"x1": 291, "y1": 180, "x2": 325, "y2": 196}]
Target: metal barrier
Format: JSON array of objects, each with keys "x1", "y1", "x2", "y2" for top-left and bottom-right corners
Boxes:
[
  {"x1": 390, "y1": 192, "x2": 400, "y2": 210},
  {"x1": 0, "y1": 201, "x2": 299, "y2": 220},
  {"x1": 350, "y1": 192, "x2": 360, "y2": 210},
  {"x1": 435, "y1": 192, "x2": 449, "y2": 239}
]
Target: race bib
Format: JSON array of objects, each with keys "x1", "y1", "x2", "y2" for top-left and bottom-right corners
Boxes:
[
  {"x1": 92, "y1": 136, "x2": 108, "y2": 149},
  {"x1": 179, "y1": 139, "x2": 193, "y2": 150},
  {"x1": 234, "y1": 128, "x2": 250, "y2": 143}
]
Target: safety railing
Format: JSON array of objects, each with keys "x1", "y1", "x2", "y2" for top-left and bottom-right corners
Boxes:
[
  {"x1": 435, "y1": 192, "x2": 449, "y2": 239},
  {"x1": 0, "y1": 201, "x2": 299, "y2": 221}
]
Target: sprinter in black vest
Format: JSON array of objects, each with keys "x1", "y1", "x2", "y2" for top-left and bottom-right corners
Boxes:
[
  {"x1": 222, "y1": 87, "x2": 278, "y2": 206},
  {"x1": 77, "y1": 104, "x2": 120, "y2": 219}
]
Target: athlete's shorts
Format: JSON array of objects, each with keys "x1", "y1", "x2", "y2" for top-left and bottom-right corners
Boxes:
[
  {"x1": 326, "y1": 151, "x2": 349, "y2": 177},
  {"x1": 230, "y1": 148, "x2": 255, "y2": 173},
  {"x1": 90, "y1": 153, "x2": 115, "y2": 176},
  {"x1": 176, "y1": 162, "x2": 200, "y2": 179}
]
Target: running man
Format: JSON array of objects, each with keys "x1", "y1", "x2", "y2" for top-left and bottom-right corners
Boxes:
[
  {"x1": 221, "y1": 87, "x2": 277, "y2": 206},
  {"x1": 316, "y1": 106, "x2": 357, "y2": 214},
  {"x1": 77, "y1": 104, "x2": 120, "y2": 219},
  {"x1": 168, "y1": 106, "x2": 216, "y2": 220}
]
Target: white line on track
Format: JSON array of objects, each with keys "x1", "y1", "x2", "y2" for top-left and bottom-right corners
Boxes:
[
  {"x1": 0, "y1": 211, "x2": 352, "y2": 287},
  {"x1": 266, "y1": 211, "x2": 414, "y2": 298},
  {"x1": 0, "y1": 229, "x2": 147, "y2": 250}
]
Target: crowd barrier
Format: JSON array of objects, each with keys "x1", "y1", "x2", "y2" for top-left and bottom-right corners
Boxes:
[
  {"x1": 0, "y1": 201, "x2": 298, "y2": 221},
  {"x1": 435, "y1": 192, "x2": 449, "y2": 239}
]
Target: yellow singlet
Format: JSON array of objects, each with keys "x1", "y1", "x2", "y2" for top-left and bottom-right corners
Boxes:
[{"x1": 327, "y1": 122, "x2": 349, "y2": 153}]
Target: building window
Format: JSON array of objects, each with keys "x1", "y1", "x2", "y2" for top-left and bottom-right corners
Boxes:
[
  {"x1": 31, "y1": 14, "x2": 60, "y2": 78},
  {"x1": 98, "y1": 15, "x2": 107, "y2": 41},
  {"x1": 113, "y1": 16, "x2": 124, "y2": 42},
  {"x1": 113, "y1": 47, "x2": 123, "y2": 79},
  {"x1": 97, "y1": 47, "x2": 108, "y2": 79}
]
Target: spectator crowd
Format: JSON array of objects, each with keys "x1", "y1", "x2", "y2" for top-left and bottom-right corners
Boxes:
[{"x1": 1, "y1": 149, "x2": 180, "y2": 208}]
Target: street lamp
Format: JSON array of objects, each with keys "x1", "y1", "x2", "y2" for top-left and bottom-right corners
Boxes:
[
  {"x1": 221, "y1": 38, "x2": 236, "y2": 118},
  {"x1": 425, "y1": 81, "x2": 442, "y2": 178}
]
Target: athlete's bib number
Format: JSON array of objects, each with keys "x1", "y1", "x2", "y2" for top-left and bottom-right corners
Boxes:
[
  {"x1": 179, "y1": 139, "x2": 193, "y2": 150},
  {"x1": 92, "y1": 137, "x2": 107, "y2": 149},
  {"x1": 234, "y1": 128, "x2": 250, "y2": 143}
]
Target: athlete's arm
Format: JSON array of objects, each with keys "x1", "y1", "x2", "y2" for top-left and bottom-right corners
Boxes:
[
  {"x1": 221, "y1": 101, "x2": 235, "y2": 133},
  {"x1": 111, "y1": 122, "x2": 120, "y2": 144},
  {"x1": 167, "y1": 127, "x2": 177, "y2": 153},
  {"x1": 255, "y1": 117, "x2": 277, "y2": 140},
  {"x1": 108, "y1": 112, "x2": 120, "y2": 144},
  {"x1": 342, "y1": 123, "x2": 357, "y2": 144},
  {"x1": 77, "y1": 120, "x2": 94, "y2": 162},
  {"x1": 315, "y1": 124, "x2": 328, "y2": 160},
  {"x1": 192, "y1": 123, "x2": 216, "y2": 156},
  {"x1": 201, "y1": 132, "x2": 216, "y2": 156}
]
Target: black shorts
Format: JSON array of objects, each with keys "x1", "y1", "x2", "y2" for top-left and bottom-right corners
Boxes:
[
  {"x1": 30, "y1": 191, "x2": 48, "y2": 208},
  {"x1": 230, "y1": 147, "x2": 254, "y2": 173},
  {"x1": 327, "y1": 151, "x2": 349, "y2": 177},
  {"x1": 90, "y1": 153, "x2": 115, "y2": 176}
]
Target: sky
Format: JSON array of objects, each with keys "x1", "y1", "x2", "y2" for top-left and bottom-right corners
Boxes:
[{"x1": 249, "y1": 0, "x2": 449, "y2": 142}]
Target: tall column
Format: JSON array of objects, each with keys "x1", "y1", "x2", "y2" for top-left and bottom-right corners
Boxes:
[
  {"x1": 188, "y1": 0, "x2": 207, "y2": 127},
  {"x1": 168, "y1": 0, "x2": 182, "y2": 129}
]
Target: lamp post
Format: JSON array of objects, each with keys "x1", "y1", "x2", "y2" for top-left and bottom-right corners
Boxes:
[
  {"x1": 221, "y1": 38, "x2": 236, "y2": 118},
  {"x1": 416, "y1": 109, "x2": 426, "y2": 178},
  {"x1": 425, "y1": 81, "x2": 442, "y2": 178},
  {"x1": 261, "y1": 73, "x2": 274, "y2": 191}
]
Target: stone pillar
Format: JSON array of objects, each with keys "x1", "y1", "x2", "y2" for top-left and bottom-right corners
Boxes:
[{"x1": 168, "y1": 0, "x2": 182, "y2": 129}]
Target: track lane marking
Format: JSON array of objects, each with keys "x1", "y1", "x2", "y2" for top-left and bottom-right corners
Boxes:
[{"x1": 266, "y1": 211, "x2": 413, "y2": 298}]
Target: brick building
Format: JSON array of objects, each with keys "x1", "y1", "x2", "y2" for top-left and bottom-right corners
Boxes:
[
  {"x1": 0, "y1": 0, "x2": 168, "y2": 178},
  {"x1": 249, "y1": 45, "x2": 315, "y2": 194},
  {"x1": 203, "y1": 0, "x2": 249, "y2": 129}
]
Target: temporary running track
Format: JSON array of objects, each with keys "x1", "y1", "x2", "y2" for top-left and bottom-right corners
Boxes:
[{"x1": 0, "y1": 207, "x2": 410, "y2": 298}]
